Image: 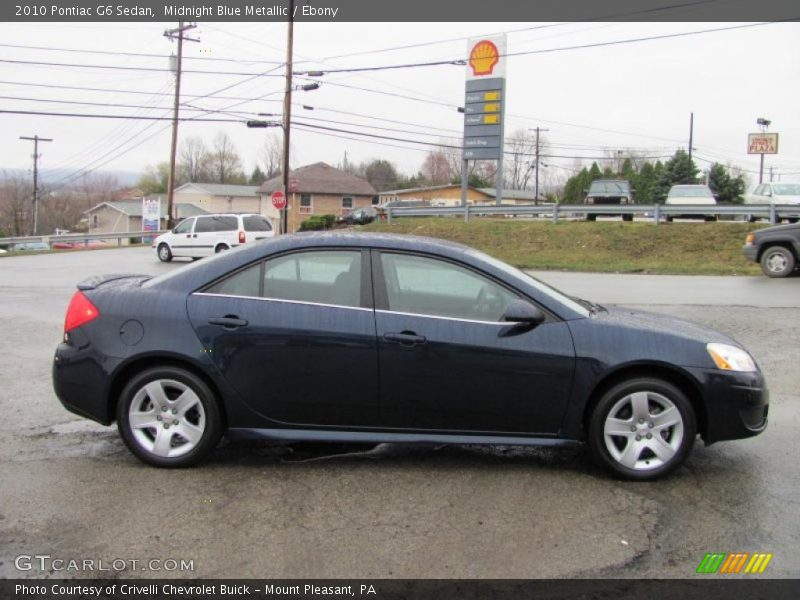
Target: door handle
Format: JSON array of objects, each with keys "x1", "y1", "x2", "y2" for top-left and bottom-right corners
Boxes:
[
  {"x1": 208, "y1": 316, "x2": 248, "y2": 329},
  {"x1": 384, "y1": 331, "x2": 426, "y2": 347}
]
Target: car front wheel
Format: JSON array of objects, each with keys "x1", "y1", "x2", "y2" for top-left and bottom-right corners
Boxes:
[
  {"x1": 117, "y1": 367, "x2": 223, "y2": 468},
  {"x1": 588, "y1": 378, "x2": 696, "y2": 480},
  {"x1": 157, "y1": 243, "x2": 172, "y2": 262},
  {"x1": 760, "y1": 246, "x2": 796, "y2": 278}
]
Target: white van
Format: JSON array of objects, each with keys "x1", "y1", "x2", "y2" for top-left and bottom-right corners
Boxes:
[{"x1": 153, "y1": 213, "x2": 275, "y2": 262}]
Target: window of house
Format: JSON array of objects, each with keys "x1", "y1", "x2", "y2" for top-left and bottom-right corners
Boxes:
[
  {"x1": 342, "y1": 196, "x2": 354, "y2": 208},
  {"x1": 379, "y1": 253, "x2": 518, "y2": 322},
  {"x1": 299, "y1": 194, "x2": 313, "y2": 214},
  {"x1": 91, "y1": 214, "x2": 99, "y2": 228}
]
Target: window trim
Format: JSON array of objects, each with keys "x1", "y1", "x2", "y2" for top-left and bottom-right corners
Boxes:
[
  {"x1": 370, "y1": 249, "x2": 556, "y2": 323},
  {"x1": 199, "y1": 247, "x2": 374, "y2": 310}
]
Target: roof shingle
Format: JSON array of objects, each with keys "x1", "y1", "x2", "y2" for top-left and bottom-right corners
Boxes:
[{"x1": 258, "y1": 162, "x2": 376, "y2": 196}]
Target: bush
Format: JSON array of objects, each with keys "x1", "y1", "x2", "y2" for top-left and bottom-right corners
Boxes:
[{"x1": 299, "y1": 214, "x2": 336, "y2": 231}]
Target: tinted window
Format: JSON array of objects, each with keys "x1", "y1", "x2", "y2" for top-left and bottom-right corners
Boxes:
[
  {"x1": 213, "y1": 216, "x2": 238, "y2": 231},
  {"x1": 194, "y1": 217, "x2": 214, "y2": 233},
  {"x1": 206, "y1": 251, "x2": 362, "y2": 308},
  {"x1": 380, "y1": 253, "x2": 518, "y2": 322},
  {"x1": 173, "y1": 218, "x2": 194, "y2": 234},
  {"x1": 265, "y1": 251, "x2": 361, "y2": 308},
  {"x1": 243, "y1": 215, "x2": 273, "y2": 232}
]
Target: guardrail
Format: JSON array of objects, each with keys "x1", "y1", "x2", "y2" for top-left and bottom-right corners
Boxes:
[
  {"x1": 384, "y1": 203, "x2": 799, "y2": 225},
  {"x1": 0, "y1": 230, "x2": 169, "y2": 249}
]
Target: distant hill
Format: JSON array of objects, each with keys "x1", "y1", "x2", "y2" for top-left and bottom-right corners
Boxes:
[{"x1": 1, "y1": 168, "x2": 141, "y2": 188}]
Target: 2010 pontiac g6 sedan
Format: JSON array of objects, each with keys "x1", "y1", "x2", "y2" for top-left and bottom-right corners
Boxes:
[{"x1": 52, "y1": 233, "x2": 768, "y2": 480}]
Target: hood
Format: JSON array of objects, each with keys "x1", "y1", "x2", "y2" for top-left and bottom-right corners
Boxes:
[{"x1": 599, "y1": 305, "x2": 739, "y2": 347}]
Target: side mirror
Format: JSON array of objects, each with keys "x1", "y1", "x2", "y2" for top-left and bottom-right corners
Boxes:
[{"x1": 502, "y1": 300, "x2": 546, "y2": 328}]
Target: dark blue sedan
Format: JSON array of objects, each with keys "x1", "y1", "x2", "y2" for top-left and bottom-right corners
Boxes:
[{"x1": 52, "y1": 233, "x2": 768, "y2": 479}]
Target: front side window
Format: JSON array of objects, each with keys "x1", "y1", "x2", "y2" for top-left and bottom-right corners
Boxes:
[
  {"x1": 205, "y1": 250, "x2": 362, "y2": 308},
  {"x1": 173, "y1": 218, "x2": 194, "y2": 234},
  {"x1": 380, "y1": 253, "x2": 518, "y2": 322}
]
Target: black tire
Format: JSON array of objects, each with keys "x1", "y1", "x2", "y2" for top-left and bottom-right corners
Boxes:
[
  {"x1": 586, "y1": 214, "x2": 597, "y2": 222},
  {"x1": 157, "y1": 243, "x2": 172, "y2": 262},
  {"x1": 759, "y1": 246, "x2": 796, "y2": 278},
  {"x1": 665, "y1": 215, "x2": 674, "y2": 223},
  {"x1": 704, "y1": 216, "x2": 718, "y2": 222},
  {"x1": 622, "y1": 214, "x2": 634, "y2": 222},
  {"x1": 117, "y1": 366, "x2": 223, "y2": 468},
  {"x1": 214, "y1": 244, "x2": 229, "y2": 254},
  {"x1": 747, "y1": 214, "x2": 758, "y2": 223},
  {"x1": 588, "y1": 377, "x2": 696, "y2": 481},
  {"x1": 788, "y1": 218, "x2": 799, "y2": 224}
]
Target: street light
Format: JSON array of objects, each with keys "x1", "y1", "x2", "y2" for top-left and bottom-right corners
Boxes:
[{"x1": 756, "y1": 117, "x2": 771, "y2": 183}]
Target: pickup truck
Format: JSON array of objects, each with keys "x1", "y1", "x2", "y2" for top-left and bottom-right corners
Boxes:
[{"x1": 743, "y1": 223, "x2": 800, "y2": 278}]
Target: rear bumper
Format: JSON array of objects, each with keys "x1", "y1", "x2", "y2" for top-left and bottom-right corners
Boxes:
[
  {"x1": 686, "y1": 367, "x2": 769, "y2": 444},
  {"x1": 53, "y1": 341, "x2": 119, "y2": 425}
]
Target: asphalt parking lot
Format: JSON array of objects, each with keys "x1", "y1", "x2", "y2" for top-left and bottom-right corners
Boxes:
[{"x1": 0, "y1": 246, "x2": 798, "y2": 579}]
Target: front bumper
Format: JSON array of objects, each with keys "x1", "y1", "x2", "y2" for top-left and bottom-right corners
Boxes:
[
  {"x1": 686, "y1": 367, "x2": 768, "y2": 444},
  {"x1": 742, "y1": 243, "x2": 758, "y2": 262}
]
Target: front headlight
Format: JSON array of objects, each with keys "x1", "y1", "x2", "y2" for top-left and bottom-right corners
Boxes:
[
  {"x1": 707, "y1": 343, "x2": 757, "y2": 372},
  {"x1": 619, "y1": 196, "x2": 629, "y2": 204},
  {"x1": 586, "y1": 197, "x2": 594, "y2": 204}
]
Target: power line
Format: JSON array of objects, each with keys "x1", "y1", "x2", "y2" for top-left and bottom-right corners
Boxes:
[
  {"x1": 0, "y1": 94, "x2": 254, "y2": 115},
  {"x1": 0, "y1": 58, "x2": 285, "y2": 77},
  {"x1": 0, "y1": 109, "x2": 239, "y2": 122}
]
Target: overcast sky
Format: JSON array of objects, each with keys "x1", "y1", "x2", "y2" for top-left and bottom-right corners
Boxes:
[{"x1": 0, "y1": 20, "x2": 798, "y2": 189}]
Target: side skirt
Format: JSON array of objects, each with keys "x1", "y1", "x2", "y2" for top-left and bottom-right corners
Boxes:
[{"x1": 226, "y1": 427, "x2": 582, "y2": 447}]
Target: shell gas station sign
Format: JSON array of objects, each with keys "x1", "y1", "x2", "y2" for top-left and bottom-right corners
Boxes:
[{"x1": 463, "y1": 35, "x2": 507, "y2": 161}]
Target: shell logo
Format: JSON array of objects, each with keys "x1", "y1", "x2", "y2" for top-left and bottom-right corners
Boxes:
[{"x1": 469, "y1": 40, "x2": 500, "y2": 76}]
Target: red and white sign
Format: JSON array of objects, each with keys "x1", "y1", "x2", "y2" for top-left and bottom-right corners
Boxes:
[
  {"x1": 466, "y1": 34, "x2": 507, "y2": 81},
  {"x1": 271, "y1": 190, "x2": 286, "y2": 210},
  {"x1": 747, "y1": 133, "x2": 779, "y2": 155}
]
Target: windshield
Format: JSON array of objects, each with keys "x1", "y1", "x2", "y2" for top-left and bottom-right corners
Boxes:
[
  {"x1": 772, "y1": 184, "x2": 800, "y2": 195},
  {"x1": 668, "y1": 186, "x2": 713, "y2": 198},
  {"x1": 465, "y1": 249, "x2": 590, "y2": 317},
  {"x1": 589, "y1": 181, "x2": 630, "y2": 194}
]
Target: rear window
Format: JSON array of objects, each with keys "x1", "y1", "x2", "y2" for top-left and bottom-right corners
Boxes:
[{"x1": 243, "y1": 216, "x2": 273, "y2": 232}]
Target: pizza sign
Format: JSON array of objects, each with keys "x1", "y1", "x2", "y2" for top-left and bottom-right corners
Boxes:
[{"x1": 748, "y1": 133, "x2": 779, "y2": 155}]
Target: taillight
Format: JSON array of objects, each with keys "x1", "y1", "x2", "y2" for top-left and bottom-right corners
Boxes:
[
  {"x1": 64, "y1": 291, "x2": 100, "y2": 334},
  {"x1": 238, "y1": 230, "x2": 246, "y2": 243}
]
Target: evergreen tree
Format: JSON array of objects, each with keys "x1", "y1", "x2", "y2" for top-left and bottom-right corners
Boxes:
[
  {"x1": 249, "y1": 166, "x2": 266, "y2": 185},
  {"x1": 708, "y1": 163, "x2": 746, "y2": 204}
]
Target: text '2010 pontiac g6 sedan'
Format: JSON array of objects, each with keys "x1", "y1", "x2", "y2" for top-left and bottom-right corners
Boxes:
[{"x1": 52, "y1": 233, "x2": 768, "y2": 480}]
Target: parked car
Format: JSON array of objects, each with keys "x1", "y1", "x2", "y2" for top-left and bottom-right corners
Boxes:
[
  {"x1": 12, "y1": 241, "x2": 50, "y2": 252},
  {"x1": 665, "y1": 184, "x2": 718, "y2": 222},
  {"x1": 337, "y1": 206, "x2": 377, "y2": 225},
  {"x1": 745, "y1": 183, "x2": 800, "y2": 223},
  {"x1": 53, "y1": 233, "x2": 768, "y2": 480},
  {"x1": 583, "y1": 179, "x2": 635, "y2": 221},
  {"x1": 153, "y1": 213, "x2": 274, "y2": 262},
  {"x1": 742, "y1": 222, "x2": 800, "y2": 278}
]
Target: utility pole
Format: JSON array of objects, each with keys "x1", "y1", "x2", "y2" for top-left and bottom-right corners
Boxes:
[
  {"x1": 164, "y1": 22, "x2": 198, "y2": 228},
  {"x1": 280, "y1": 0, "x2": 295, "y2": 235},
  {"x1": 19, "y1": 135, "x2": 53, "y2": 235},
  {"x1": 769, "y1": 166, "x2": 774, "y2": 182},
  {"x1": 687, "y1": 112, "x2": 694, "y2": 183},
  {"x1": 531, "y1": 127, "x2": 549, "y2": 204}
]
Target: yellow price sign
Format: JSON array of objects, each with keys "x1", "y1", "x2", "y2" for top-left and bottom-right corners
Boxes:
[
  {"x1": 483, "y1": 114, "x2": 500, "y2": 124},
  {"x1": 483, "y1": 103, "x2": 500, "y2": 113},
  {"x1": 484, "y1": 91, "x2": 500, "y2": 101}
]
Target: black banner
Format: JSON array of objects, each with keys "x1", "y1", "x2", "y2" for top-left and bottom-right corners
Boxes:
[
  {"x1": 2, "y1": 0, "x2": 799, "y2": 23},
  {"x1": 2, "y1": 580, "x2": 800, "y2": 600}
]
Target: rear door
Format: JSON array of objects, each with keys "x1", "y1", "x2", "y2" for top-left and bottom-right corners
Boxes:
[
  {"x1": 187, "y1": 248, "x2": 379, "y2": 427},
  {"x1": 373, "y1": 251, "x2": 575, "y2": 435}
]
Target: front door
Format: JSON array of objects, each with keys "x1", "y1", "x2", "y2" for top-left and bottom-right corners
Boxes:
[
  {"x1": 373, "y1": 251, "x2": 575, "y2": 435},
  {"x1": 187, "y1": 249, "x2": 379, "y2": 427},
  {"x1": 169, "y1": 217, "x2": 196, "y2": 256}
]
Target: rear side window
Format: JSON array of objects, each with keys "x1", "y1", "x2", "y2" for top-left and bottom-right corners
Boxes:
[
  {"x1": 213, "y1": 216, "x2": 238, "y2": 231},
  {"x1": 243, "y1": 216, "x2": 273, "y2": 232},
  {"x1": 205, "y1": 250, "x2": 362, "y2": 308}
]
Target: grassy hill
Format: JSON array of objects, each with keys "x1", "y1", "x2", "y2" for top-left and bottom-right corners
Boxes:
[{"x1": 361, "y1": 218, "x2": 765, "y2": 275}]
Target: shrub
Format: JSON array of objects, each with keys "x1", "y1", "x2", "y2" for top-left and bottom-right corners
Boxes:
[{"x1": 298, "y1": 214, "x2": 336, "y2": 231}]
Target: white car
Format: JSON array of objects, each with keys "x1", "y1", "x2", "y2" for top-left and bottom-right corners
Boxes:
[
  {"x1": 153, "y1": 213, "x2": 275, "y2": 262},
  {"x1": 664, "y1": 184, "x2": 717, "y2": 222},
  {"x1": 745, "y1": 183, "x2": 800, "y2": 223}
]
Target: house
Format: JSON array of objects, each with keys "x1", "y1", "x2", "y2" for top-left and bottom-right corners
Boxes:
[
  {"x1": 378, "y1": 184, "x2": 541, "y2": 206},
  {"x1": 84, "y1": 197, "x2": 207, "y2": 244},
  {"x1": 258, "y1": 163, "x2": 377, "y2": 232},
  {"x1": 173, "y1": 182, "x2": 264, "y2": 215}
]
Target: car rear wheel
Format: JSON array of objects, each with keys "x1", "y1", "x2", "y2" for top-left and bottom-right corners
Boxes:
[
  {"x1": 157, "y1": 243, "x2": 172, "y2": 262},
  {"x1": 117, "y1": 367, "x2": 222, "y2": 468},
  {"x1": 588, "y1": 378, "x2": 696, "y2": 481},
  {"x1": 760, "y1": 246, "x2": 795, "y2": 278},
  {"x1": 215, "y1": 244, "x2": 229, "y2": 253},
  {"x1": 586, "y1": 214, "x2": 597, "y2": 222},
  {"x1": 622, "y1": 214, "x2": 634, "y2": 222}
]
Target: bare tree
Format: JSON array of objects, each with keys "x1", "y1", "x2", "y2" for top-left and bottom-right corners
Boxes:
[
  {"x1": 421, "y1": 150, "x2": 454, "y2": 185},
  {"x1": 178, "y1": 136, "x2": 211, "y2": 183},
  {"x1": 210, "y1": 132, "x2": 244, "y2": 184},
  {"x1": 0, "y1": 172, "x2": 32, "y2": 236},
  {"x1": 262, "y1": 133, "x2": 283, "y2": 179},
  {"x1": 504, "y1": 128, "x2": 538, "y2": 190}
]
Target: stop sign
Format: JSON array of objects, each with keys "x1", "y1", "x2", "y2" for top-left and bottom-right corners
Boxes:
[{"x1": 271, "y1": 190, "x2": 286, "y2": 210}]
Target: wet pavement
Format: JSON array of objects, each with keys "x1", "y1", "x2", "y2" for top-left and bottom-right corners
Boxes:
[{"x1": 0, "y1": 247, "x2": 798, "y2": 578}]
